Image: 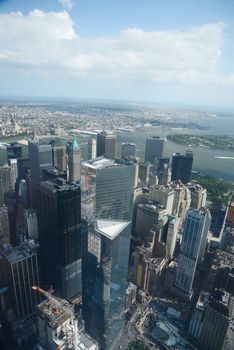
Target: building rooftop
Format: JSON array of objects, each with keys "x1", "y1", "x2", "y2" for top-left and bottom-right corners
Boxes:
[
  {"x1": 82, "y1": 156, "x2": 134, "y2": 170},
  {"x1": 40, "y1": 178, "x2": 80, "y2": 193},
  {"x1": 96, "y1": 219, "x2": 130, "y2": 240},
  {"x1": 0, "y1": 240, "x2": 39, "y2": 264}
]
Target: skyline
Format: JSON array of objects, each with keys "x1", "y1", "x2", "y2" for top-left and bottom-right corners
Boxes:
[{"x1": 1, "y1": 1, "x2": 234, "y2": 108}]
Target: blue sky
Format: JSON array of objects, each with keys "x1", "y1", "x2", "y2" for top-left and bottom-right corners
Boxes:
[{"x1": 0, "y1": 0, "x2": 234, "y2": 108}]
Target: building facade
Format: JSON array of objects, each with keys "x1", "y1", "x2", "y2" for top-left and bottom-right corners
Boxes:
[
  {"x1": 68, "y1": 136, "x2": 81, "y2": 183},
  {"x1": 171, "y1": 150, "x2": 193, "y2": 184},
  {"x1": 145, "y1": 136, "x2": 165, "y2": 164},
  {"x1": 96, "y1": 131, "x2": 116, "y2": 158},
  {"x1": 82, "y1": 220, "x2": 131, "y2": 350},
  {"x1": 121, "y1": 142, "x2": 136, "y2": 159}
]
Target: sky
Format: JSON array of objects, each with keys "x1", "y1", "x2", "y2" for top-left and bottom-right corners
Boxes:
[{"x1": 0, "y1": 0, "x2": 234, "y2": 108}]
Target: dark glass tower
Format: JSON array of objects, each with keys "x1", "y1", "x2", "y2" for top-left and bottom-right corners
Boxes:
[
  {"x1": 82, "y1": 219, "x2": 131, "y2": 350},
  {"x1": 145, "y1": 136, "x2": 165, "y2": 164},
  {"x1": 96, "y1": 131, "x2": 116, "y2": 158},
  {"x1": 171, "y1": 150, "x2": 193, "y2": 184},
  {"x1": 37, "y1": 177, "x2": 82, "y2": 299},
  {"x1": 29, "y1": 139, "x2": 52, "y2": 207}
]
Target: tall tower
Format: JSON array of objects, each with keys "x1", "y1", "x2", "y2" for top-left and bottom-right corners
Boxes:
[
  {"x1": 82, "y1": 219, "x2": 131, "y2": 350},
  {"x1": 68, "y1": 136, "x2": 81, "y2": 183},
  {"x1": 28, "y1": 139, "x2": 52, "y2": 207},
  {"x1": 37, "y1": 177, "x2": 82, "y2": 299},
  {"x1": 96, "y1": 131, "x2": 116, "y2": 158},
  {"x1": 145, "y1": 136, "x2": 165, "y2": 164},
  {"x1": 81, "y1": 157, "x2": 135, "y2": 221},
  {"x1": 174, "y1": 208, "x2": 211, "y2": 299},
  {"x1": 121, "y1": 142, "x2": 136, "y2": 159},
  {"x1": 171, "y1": 150, "x2": 193, "y2": 184},
  {"x1": 88, "y1": 137, "x2": 97, "y2": 160}
]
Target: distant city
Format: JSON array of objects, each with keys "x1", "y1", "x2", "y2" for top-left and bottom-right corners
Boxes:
[{"x1": 0, "y1": 99, "x2": 233, "y2": 350}]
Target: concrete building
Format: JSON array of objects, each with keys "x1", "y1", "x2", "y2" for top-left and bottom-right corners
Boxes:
[
  {"x1": 37, "y1": 295, "x2": 99, "y2": 350},
  {"x1": 25, "y1": 209, "x2": 38, "y2": 240},
  {"x1": 145, "y1": 136, "x2": 165, "y2": 164},
  {"x1": 166, "y1": 215, "x2": 180, "y2": 260},
  {"x1": 68, "y1": 136, "x2": 81, "y2": 183},
  {"x1": 82, "y1": 220, "x2": 131, "y2": 350},
  {"x1": 138, "y1": 162, "x2": 152, "y2": 187},
  {"x1": 125, "y1": 282, "x2": 137, "y2": 312},
  {"x1": 81, "y1": 157, "x2": 135, "y2": 221},
  {"x1": 149, "y1": 184, "x2": 174, "y2": 215},
  {"x1": 171, "y1": 181, "x2": 191, "y2": 220},
  {"x1": 189, "y1": 290, "x2": 230, "y2": 350},
  {"x1": 88, "y1": 137, "x2": 97, "y2": 160},
  {"x1": 0, "y1": 205, "x2": 10, "y2": 245},
  {"x1": 96, "y1": 131, "x2": 116, "y2": 158},
  {"x1": 0, "y1": 165, "x2": 13, "y2": 205},
  {"x1": 52, "y1": 140, "x2": 67, "y2": 172},
  {"x1": 8, "y1": 158, "x2": 18, "y2": 189},
  {"x1": 174, "y1": 208, "x2": 211, "y2": 299},
  {"x1": 188, "y1": 183, "x2": 207, "y2": 209},
  {"x1": 0, "y1": 240, "x2": 40, "y2": 321},
  {"x1": 121, "y1": 142, "x2": 136, "y2": 159}
]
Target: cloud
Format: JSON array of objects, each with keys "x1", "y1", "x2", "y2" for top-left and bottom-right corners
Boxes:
[
  {"x1": 59, "y1": 0, "x2": 74, "y2": 11},
  {"x1": 0, "y1": 9, "x2": 233, "y2": 85}
]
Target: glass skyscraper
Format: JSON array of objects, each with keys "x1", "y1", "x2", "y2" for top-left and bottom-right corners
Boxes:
[
  {"x1": 145, "y1": 136, "x2": 165, "y2": 164},
  {"x1": 171, "y1": 150, "x2": 193, "y2": 184},
  {"x1": 174, "y1": 208, "x2": 211, "y2": 297},
  {"x1": 37, "y1": 177, "x2": 82, "y2": 300},
  {"x1": 82, "y1": 219, "x2": 131, "y2": 350},
  {"x1": 81, "y1": 157, "x2": 135, "y2": 221}
]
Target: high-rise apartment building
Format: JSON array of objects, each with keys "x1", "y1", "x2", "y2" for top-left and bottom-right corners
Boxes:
[
  {"x1": 68, "y1": 136, "x2": 81, "y2": 183},
  {"x1": 96, "y1": 131, "x2": 116, "y2": 158},
  {"x1": 121, "y1": 142, "x2": 136, "y2": 159},
  {"x1": 174, "y1": 208, "x2": 211, "y2": 299},
  {"x1": 28, "y1": 139, "x2": 52, "y2": 207},
  {"x1": 88, "y1": 137, "x2": 97, "y2": 160},
  {"x1": 145, "y1": 136, "x2": 165, "y2": 164},
  {"x1": 81, "y1": 157, "x2": 135, "y2": 221},
  {"x1": 0, "y1": 240, "x2": 40, "y2": 321},
  {"x1": 171, "y1": 150, "x2": 193, "y2": 184},
  {"x1": 189, "y1": 290, "x2": 230, "y2": 350},
  {"x1": 82, "y1": 219, "x2": 131, "y2": 350},
  {"x1": 37, "y1": 178, "x2": 82, "y2": 299}
]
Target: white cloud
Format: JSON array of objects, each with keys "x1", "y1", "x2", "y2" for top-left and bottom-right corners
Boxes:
[
  {"x1": 0, "y1": 9, "x2": 233, "y2": 85},
  {"x1": 59, "y1": 0, "x2": 74, "y2": 11}
]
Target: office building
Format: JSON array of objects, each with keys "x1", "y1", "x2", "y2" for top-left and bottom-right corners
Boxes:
[
  {"x1": 68, "y1": 136, "x2": 81, "y2": 183},
  {"x1": 0, "y1": 206, "x2": 10, "y2": 245},
  {"x1": 88, "y1": 137, "x2": 97, "y2": 160},
  {"x1": 166, "y1": 215, "x2": 180, "y2": 260},
  {"x1": 171, "y1": 150, "x2": 193, "y2": 184},
  {"x1": 0, "y1": 165, "x2": 13, "y2": 205},
  {"x1": 171, "y1": 181, "x2": 191, "y2": 220},
  {"x1": 188, "y1": 183, "x2": 207, "y2": 209},
  {"x1": 174, "y1": 208, "x2": 211, "y2": 299},
  {"x1": 121, "y1": 142, "x2": 136, "y2": 159},
  {"x1": 81, "y1": 157, "x2": 135, "y2": 221},
  {"x1": 138, "y1": 162, "x2": 152, "y2": 187},
  {"x1": 82, "y1": 219, "x2": 131, "y2": 350},
  {"x1": 28, "y1": 139, "x2": 52, "y2": 207},
  {"x1": 189, "y1": 290, "x2": 230, "y2": 350},
  {"x1": 0, "y1": 147, "x2": 8, "y2": 166},
  {"x1": 8, "y1": 159, "x2": 18, "y2": 189},
  {"x1": 25, "y1": 209, "x2": 38, "y2": 240},
  {"x1": 51, "y1": 138, "x2": 67, "y2": 172},
  {"x1": 37, "y1": 178, "x2": 82, "y2": 299},
  {"x1": 0, "y1": 240, "x2": 40, "y2": 321},
  {"x1": 145, "y1": 136, "x2": 165, "y2": 164},
  {"x1": 149, "y1": 184, "x2": 174, "y2": 215},
  {"x1": 96, "y1": 131, "x2": 116, "y2": 158}
]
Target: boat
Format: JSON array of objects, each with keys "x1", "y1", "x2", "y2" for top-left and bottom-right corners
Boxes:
[{"x1": 214, "y1": 156, "x2": 234, "y2": 160}]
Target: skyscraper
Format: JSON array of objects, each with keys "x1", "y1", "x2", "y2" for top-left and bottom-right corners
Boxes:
[
  {"x1": 68, "y1": 136, "x2": 81, "y2": 183},
  {"x1": 0, "y1": 205, "x2": 10, "y2": 245},
  {"x1": 88, "y1": 137, "x2": 97, "y2": 160},
  {"x1": 174, "y1": 208, "x2": 211, "y2": 299},
  {"x1": 82, "y1": 219, "x2": 131, "y2": 350},
  {"x1": 51, "y1": 138, "x2": 67, "y2": 172},
  {"x1": 171, "y1": 150, "x2": 193, "y2": 184},
  {"x1": 121, "y1": 142, "x2": 136, "y2": 159},
  {"x1": 145, "y1": 136, "x2": 165, "y2": 164},
  {"x1": 81, "y1": 157, "x2": 135, "y2": 221},
  {"x1": 37, "y1": 177, "x2": 82, "y2": 299},
  {"x1": 8, "y1": 158, "x2": 18, "y2": 189},
  {"x1": 0, "y1": 165, "x2": 13, "y2": 205},
  {"x1": 96, "y1": 131, "x2": 116, "y2": 158},
  {"x1": 28, "y1": 139, "x2": 52, "y2": 207}
]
